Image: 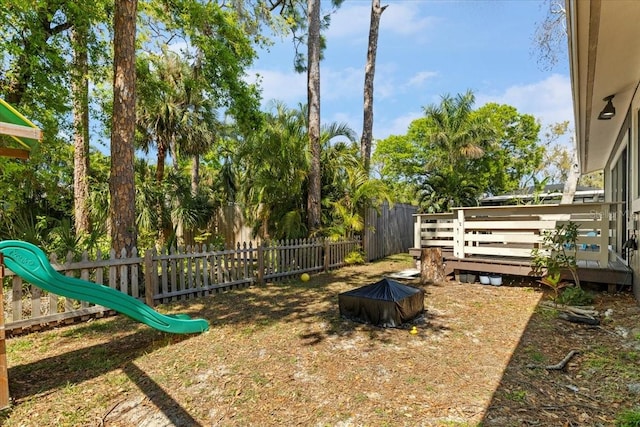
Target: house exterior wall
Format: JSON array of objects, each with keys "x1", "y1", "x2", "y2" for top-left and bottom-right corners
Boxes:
[
  {"x1": 606, "y1": 89, "x2": 640, "y2": 301},
  {"x1": 630, "y1": 88, "x2": 640, "y2": 301}
]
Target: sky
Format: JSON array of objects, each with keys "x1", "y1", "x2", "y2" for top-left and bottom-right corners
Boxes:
[{"x1": 246, "y1": 0, "x2": 572, "y2": 144}]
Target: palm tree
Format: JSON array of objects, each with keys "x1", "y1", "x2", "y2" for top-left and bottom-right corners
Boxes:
[
  {"x1": 417, "y1": 172, "x2": 480, "y2": 213},
  {"x1": 239, "y1": 101, "x2": 308, "y2": 240},
  {"x1": 239, "y1": 102, "x2": 361, "y2": 241},
  {"x1": 136, "y1": 51, "x2": 188, "y2": 183},
  {"x1": 417, "y1": 90, "x2": 494, "y2": 212},
  {"x1": 422, "y1": 90, "x2": 491, "y2": 168},
  {"x1": 321, "y1": 140, "x2": 392, "y2": 240},
  {"x1": 136, "y1": 51, "x2": 220, "y2": 246}
]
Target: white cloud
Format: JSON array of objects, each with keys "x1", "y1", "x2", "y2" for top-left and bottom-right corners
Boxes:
[
  {"x1": 374, "y1": 110, "x2": 423, "y2": 140},
  {"x1": 380, "y1": 3, "x2": 436, "y2": 37},
  {"x1": 325, "y1": 4, "x2": 370, "y2": 40},
  {"x1": 327, "y1": 2, "x2": 436, "y2": 41},
  {"x1": 476, "y1": 74, "x2": 574, "y2": 132},
  {"x1": 407, "y1": 71, "x2": 438, "y2": 88},
  {"x1": 321, "y1": 66, "x2": 364, "y2": 101}
]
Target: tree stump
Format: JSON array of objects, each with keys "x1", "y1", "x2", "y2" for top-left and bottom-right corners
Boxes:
[{"x1": 420, "y1": 248, "x2": 445, "y2": 285}]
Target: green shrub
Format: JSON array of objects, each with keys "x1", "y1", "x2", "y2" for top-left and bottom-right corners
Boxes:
[
  {"x1": 531, "y1": 222, "x2": 581, "y2": 299},
  {"x1": 616, "y1": 408, "x2": 640, "y2": 427},
  {"x1": 556, "y1": 286, "x2": 593, "y2": 306},
  {"x1": 344, "y1": 249, "x2": 365, "y2": 265}
]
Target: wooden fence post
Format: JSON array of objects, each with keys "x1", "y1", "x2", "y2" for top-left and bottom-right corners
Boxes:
[
  {"x1": 323, "y1": 239, "x2": 330, "y2": 272},
  {"x1": 144, "y1": 250, "x2": 154, "y2": 307},
  {"x1": 257, "y1": 244, "x2": 264, "y2": 285},
  {"x1": 0, "y1": 253, "x2": 9, "y2": 409}
]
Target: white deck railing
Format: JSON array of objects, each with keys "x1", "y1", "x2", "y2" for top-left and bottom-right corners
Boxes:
[{"x1": 413, "y1": 203, "x2": 613, "y2": 267}]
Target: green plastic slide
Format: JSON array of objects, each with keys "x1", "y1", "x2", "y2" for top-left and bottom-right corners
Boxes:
[{"x1": 0, "y1": 240, "x2": 209, "y2": 334}]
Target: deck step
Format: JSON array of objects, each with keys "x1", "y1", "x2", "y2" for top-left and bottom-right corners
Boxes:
[{"x1": 410, "y1": 248, "x2": 633, "y2": 288}]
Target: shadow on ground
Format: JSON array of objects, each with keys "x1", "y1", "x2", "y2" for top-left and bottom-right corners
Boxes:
[
  {"x1": 165, "y1": 258, "x2": 447, "y2": 346},
  {"x1": 479, "y1": 282, "x2": 640, "y2": 426},
  {"x1": 4, "y1": 322, "x2": 200, "y2": 425}
]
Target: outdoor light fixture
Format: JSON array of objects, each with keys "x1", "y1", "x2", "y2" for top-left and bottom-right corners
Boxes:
[{"x1": 598, "y1": 94, "x2": 616, "y2": 120}]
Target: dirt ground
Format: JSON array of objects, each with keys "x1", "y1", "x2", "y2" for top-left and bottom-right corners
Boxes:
[{"x1": 1, "y1": 254, "x2": 639, "y2": 426}]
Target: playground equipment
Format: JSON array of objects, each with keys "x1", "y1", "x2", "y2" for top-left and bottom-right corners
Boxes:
[
  {"x1": 0, "y1": 241, "x2": 209, "y2": 334},
  {"x1": 0, "y1": 240, "x2": 209, "y2": 409},
  {"x1": 0, "y1": 98, "x2": 42, "y2": 159},
  {"x1": 0, "y1": 98, "x2": 44, "y2": 409}
]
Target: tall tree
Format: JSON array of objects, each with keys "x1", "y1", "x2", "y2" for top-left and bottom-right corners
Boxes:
[
  {"x1": 239, "y1": 102, "x2": 307, "y2": 239},
  {"x1": 1, "y1": 1, "x2": 110, "y2": 249},
  {"x1": 533, "y1": 0, "x2": 567, "y2": 71},
  {"x1": 0, "y1": 1, "x2": 71, "y2": 107},
  {"x1": 533, "y1": 1, "x2": 580, "y2": 203},
  {"x1": 71, "y1": 22, "x2": 91, "y2": 236},
  {"x1": 472, "y1": 103, "x2": 542, "y2": 196},
  {"x1": 361, "y1": 0, "x2": 387, "y2": 173},
  {"x1": 306, "y1": 0, "x2": 321, "y2": 234},
  {"x1": 265, "y1": 0, "x2": 344, "y2": 235},
  {"x1": 110, "y1": 0, "x2": 138, "y2": 255},
  {"x1": 373, "y1": 92, "x2": 543, "y2": 212}
]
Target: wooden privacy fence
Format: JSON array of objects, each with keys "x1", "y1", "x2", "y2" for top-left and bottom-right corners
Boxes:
[
  {"x1": 2, "y1": 238, "x2": 361, "y2": 335},
  {"x1": 208, "y1": 202, "x2": 417, "y2": 254},
  {"x1": 364, "y1": 202, "x2": 416, "y2": 261}
]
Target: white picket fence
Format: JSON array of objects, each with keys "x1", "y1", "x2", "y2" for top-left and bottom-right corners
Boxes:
[{"x1": 2, "y1": 238, "x2": 361, "y2": 335}]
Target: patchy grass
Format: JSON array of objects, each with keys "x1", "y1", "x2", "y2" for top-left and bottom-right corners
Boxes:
[
  {"x1": 0, "y1": 254, "x2": 639, "y2": 426},
  {"x1": 616, "y1": 408, "x2": 640, "y2": 427}
]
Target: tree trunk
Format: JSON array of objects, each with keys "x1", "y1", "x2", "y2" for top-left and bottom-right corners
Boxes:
[
  {"x1": 191, "y1": 154, "x2": 200, "y2": 196},
  {"x1": 72, "y1": 25, "x2": 91, "y2": 236},
  {"x1": 110, "y1": 0, "x2": 138, "y2": 256},
  {"x1": 306, "y1": 0, "x2": 322, "y2": 234},
  {"x1": 361, "y1": 0, "x2": 387, "y2": 173},
  {"x1": 561, "y1": 143, "x2": 579, "y2": 204},
  {"x1": 156, "y1": 141, "x2": 167, "y2": 183},
  {"x1": 420, "y1": 248, "x2": 445, "y2": 285}
]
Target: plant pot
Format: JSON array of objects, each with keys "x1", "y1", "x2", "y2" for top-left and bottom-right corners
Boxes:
[
  {"x1": 489, "y1": 275, "x2": 502, "y2": 286},
  {"x1": 466, "y1": 273, "x2": 477, "y2": 283},
  {"x1": 479, "y1": 275, "x2": 490, "y2": 285}
]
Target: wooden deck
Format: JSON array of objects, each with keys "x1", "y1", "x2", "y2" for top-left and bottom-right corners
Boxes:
[
  {"x1": 410, "y1": 203, "x2": 635, "y2": 291},
  {"x1": 410, "y1": 247, "x2": 633, "y2": 290}
]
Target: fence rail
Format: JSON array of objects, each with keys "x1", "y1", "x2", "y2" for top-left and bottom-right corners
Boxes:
[
  {"x1": 2, "y1": 238, "x2": 361, "y2": 335},
  {"x1": 413, "y1": 203, "x2": 612, "y2": 266}
]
